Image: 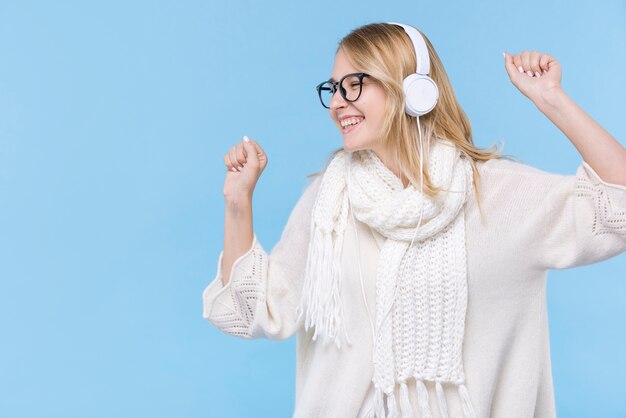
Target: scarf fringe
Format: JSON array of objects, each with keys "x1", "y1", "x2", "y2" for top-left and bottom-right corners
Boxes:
[
  {"x1": 361, "y1": 378, "x2": 477, "y2": 418},
  {"x1": 414, "y1": 379, "x2": 433, "y2": 418},
  {"x1": 398, "y1": 382, "x2": 413, "y2": 417},
  {"x1": 386, "y1": 391, "x2": 399, "y2": 418},
  {"x1": 458, "y1": 383, "x2": 478, "y2": 418},
  {"x1": 295, "y1": 221, "x2": 352, "y2": 349},
  {"x1": 435, "y1": 381, "x2": 450, "y2": 418}
]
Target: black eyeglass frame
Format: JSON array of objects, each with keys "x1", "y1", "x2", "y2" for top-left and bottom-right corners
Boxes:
[{"x1": 315, "y1": 72, "x2": 370, "y2": 109}]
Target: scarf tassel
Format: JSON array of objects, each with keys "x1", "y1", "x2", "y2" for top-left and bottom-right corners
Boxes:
[
  {"x1": 435, "y1": 381, "x2": 449, "y2": 418},
  {"x1": 318, "y1": 230, "x2": 338, "y2": 345},
  {"x1": 297, "y1": 225, "x2": 325, "y2": 341},
  {"x1": 458, "y1": 383, "x2": 478, "y2": 418},
  {"x1": 414, "y1": 379, "x2": 434, "y2": 418},
  {"x1": 297, "y1": 225, "x2": 328, "y2": 341},
  {"x1": 398, "y1": 382, "x2": 414, "y2": 417},
  {"x1": 385, "y1": 391, "x2": 399, "y2": 418},
  {"x1": 297, "y1": 223, "x2": 352, "y2": 349},
  {"x1": 363, "y1": 379, "x2": 477, "y2": 418},
  {"x1": 329, "y1": 225, "x2": 352, "y2": 348}
]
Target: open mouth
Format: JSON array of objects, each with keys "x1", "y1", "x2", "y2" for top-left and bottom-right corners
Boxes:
[{"x1": 341, "y1": 117, "x2": 364, "y2": 134}]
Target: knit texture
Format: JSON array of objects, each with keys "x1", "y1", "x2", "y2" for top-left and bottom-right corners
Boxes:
[
  {"x1": 295, "y1": 139, "x2": 477, "y2": 417},
  {"x1": 202, "y1": 237, "x2": 267, "y2": 338},
  {"x1": 576, "y1": 161, "x2": 626, "y2": 236}
]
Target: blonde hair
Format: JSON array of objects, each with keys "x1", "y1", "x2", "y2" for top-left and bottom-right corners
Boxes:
[{"x1": 308, "y1": 22, "x2": 518, "y2": 215}]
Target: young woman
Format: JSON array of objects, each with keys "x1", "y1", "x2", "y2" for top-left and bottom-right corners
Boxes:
[{"x1": 204, "y1": 22, "x2": 626, "y2": 417}]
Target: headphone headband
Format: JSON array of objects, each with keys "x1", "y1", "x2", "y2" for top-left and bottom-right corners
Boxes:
[
  {"x1": 385, "y1": 22, "x2": 438, "y2": 117},
  {"x1": 387, "y1": 22, "x2": 431, "y2": 76}
]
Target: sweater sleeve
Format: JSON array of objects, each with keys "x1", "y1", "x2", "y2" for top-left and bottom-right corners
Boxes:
[
  {"x1": 202, "y1": 174, "x2": 321, "y2": 340},
  {"x1": 481, "y1": 159, "x2": 626, "y2": 271}
]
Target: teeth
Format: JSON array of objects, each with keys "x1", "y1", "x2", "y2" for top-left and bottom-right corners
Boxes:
[{"x1": 341, "y1": 117, "x2": 364, "y2": 127}]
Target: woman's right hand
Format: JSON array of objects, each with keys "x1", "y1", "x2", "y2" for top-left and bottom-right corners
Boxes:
[{"x1": 223, "y1": 136, "x2": 268, "y2": 201}]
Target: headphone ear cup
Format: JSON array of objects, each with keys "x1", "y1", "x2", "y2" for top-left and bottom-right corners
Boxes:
[{"x1": 403, "y1": 74, "x2": 439, "y2": 117}]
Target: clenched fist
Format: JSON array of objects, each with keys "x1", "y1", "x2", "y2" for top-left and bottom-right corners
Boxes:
[
  {"x1": 503, "y1": 50, "x2": 562, "y2": 104},
  {"x1": 223, "y1": 136, "x2": 268, "y2": 200}
]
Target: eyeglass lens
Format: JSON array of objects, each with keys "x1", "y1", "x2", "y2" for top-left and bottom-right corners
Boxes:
[{"x1": 318, "y1": 74, "x2": 364, "y2": 108}]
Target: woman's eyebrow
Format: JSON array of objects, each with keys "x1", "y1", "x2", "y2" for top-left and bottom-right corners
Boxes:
[{"x1": 329, "y1": 76, "x2": 337, "y2": 83}]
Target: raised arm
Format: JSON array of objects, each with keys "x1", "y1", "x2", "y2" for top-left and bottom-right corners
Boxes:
[
  {"x1": 503, "y1": 50, "x2": 626, "y2": 186},
  {"x1": 222, "y1": 198, "x2": 253, "y2": 287},
  {"x1": 221, "y1": 135, "x2": 267, "y2": 286},
  {"x1": 206, "y1": 134, "x2": 323, "y2": 340}
]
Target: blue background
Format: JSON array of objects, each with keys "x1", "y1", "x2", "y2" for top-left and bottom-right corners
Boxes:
[{"x1": 1, "y1": 1, "x2": 625, "y2": 417}]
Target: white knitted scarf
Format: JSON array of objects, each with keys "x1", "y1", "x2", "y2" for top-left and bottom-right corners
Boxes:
[{"x1": 295, "y1": 139, "x2": 477, "y2": 417}]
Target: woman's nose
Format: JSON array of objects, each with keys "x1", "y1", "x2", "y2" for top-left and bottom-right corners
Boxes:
[{"x1": 329, "y1": 89, "x2": 347, "y2": 110}]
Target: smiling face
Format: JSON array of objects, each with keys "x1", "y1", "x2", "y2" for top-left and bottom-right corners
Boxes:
[{"x1": 328, "y1": 48, "x2": 388, "y2": 154}]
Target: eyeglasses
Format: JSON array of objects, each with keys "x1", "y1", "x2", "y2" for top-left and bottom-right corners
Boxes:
[{"x1": 315, "y1": 72, "x2": 370, "y2": 109}]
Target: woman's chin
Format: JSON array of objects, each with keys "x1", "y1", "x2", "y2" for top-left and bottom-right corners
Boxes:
[
  {"x1": 342, "y1": 136, "x2": 367, "y2": 152},
  {"x1": 342, "y1": 143, "x2": 364, "y2": 153},
  {"x1": 342, "y1": 141, "x2": 356, "y2": 152}
]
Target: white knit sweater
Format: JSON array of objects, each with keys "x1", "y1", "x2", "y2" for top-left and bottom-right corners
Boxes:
[{"x1": 202, "y1": 157, "x2": 626, "y2": 417}]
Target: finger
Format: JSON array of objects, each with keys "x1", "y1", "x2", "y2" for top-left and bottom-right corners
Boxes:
[
  {"x1": 235, "y1": 143, "x2": 246, "y2": 166},
  {"x1": 521, "y1": 50, "x2": 533, "y2": 77},
  {"x1": 503, "y1": 51, "x2": 520, "y2": 79},
  {"x1": 224, "y1": 154, "x2": 237, "y2": 172},
  {"x1": 250, "y1": 139, "x2": 267, "y2": 163},
  {"x1": 239, "y1": 138, "x2": 248, "y2": 159},
  {"x1": 242, "y1": 138, "x2": 260, "y2": 166},
  {"x1": 529, "y1": 51, "x2": 542, "y2": 76},
  {"x1": 539, "y1": 54, "x2": 551, "y2": 73},
  {"x1": 512, "y1": 53, "x2": 523, "y2": 74},
  {"x1": 229, "y1": 146, "x2": 242, "y2": 171}
]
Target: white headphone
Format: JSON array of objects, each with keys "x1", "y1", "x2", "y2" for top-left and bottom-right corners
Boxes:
[
  {"x1": 388, "y1": 22, "x2": 439, "y2": 117},
  {"x1": 348, "y1": 22, "x2": 438, "y2": 348}
]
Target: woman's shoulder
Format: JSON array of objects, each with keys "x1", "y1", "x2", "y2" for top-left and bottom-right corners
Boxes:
[
  {"x1": 472, "y1": 156, "x2": 584, "y2": 199},
  {"x1": 475, "y1": 156, "x2": 563, "y2": 178},
  {"x1": 470, "y1": 156, "x2": 581, "y2": 210}
]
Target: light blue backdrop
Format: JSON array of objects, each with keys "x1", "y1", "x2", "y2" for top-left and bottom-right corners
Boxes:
[{"x1": 1, "y1": 1, "x2": 624, "y2": 417}]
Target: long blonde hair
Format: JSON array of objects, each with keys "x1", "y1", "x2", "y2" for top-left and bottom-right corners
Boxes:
[{"x1": 308, "y1": 22, "x2": 518, "y2": 214}]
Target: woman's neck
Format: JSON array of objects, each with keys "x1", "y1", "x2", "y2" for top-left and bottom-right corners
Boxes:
[{"x1": 371, "y1": 145, "x2": 410, "y2": 188}]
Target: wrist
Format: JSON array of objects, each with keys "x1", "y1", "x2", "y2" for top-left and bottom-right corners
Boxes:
[
  {"x1": 536, "y1": 86, "x2": 568, "y2": 111},
  {"x1": 225, "y1": 193, "x2": 253, "y2": 211}
]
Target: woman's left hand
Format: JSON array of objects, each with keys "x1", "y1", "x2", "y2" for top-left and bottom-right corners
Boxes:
[{"x1": 503, "y1": 50, "x2": 562, "y2": 104}]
